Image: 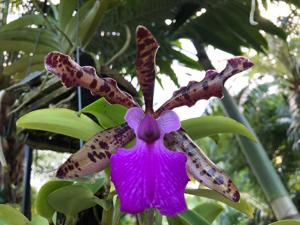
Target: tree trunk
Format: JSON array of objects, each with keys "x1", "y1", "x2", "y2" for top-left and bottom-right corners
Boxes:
[
  {"x1": 287, "y1": 88, "x2": 300, "y2": 152},
  {"x1": 192, "y1": 40, "x2": 300, "y2": 220}
]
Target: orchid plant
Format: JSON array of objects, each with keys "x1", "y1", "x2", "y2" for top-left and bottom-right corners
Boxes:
[{"x1": 16, "y1": 26, "x2": 256, "y2": 224}]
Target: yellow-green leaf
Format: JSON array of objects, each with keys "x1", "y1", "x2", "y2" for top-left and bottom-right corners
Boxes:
[
  {"x1": 268, "y1": 220, "x2": 300, "y2": 225},
  {"x1": 0, "y1": 204, "x2": 31, "y2": 225},
  {"x1": 181, "y1": 116, "x2": 256, "y2": 142},
  {"x1": 16, "y1": 108, "x2": 103, "y2": 141},
  {"x1": 185, "y1": 188, "x2": 254, "y2": 217}
]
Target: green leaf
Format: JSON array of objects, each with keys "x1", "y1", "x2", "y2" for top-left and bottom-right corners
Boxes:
[
  {"x1": 185, "y1": 189, "x2": 254, "y2": 217},
  {"x1": 0, "y1": 41, "x2": 54, "y2": 54},
  {"x1": 80, "y1": 0, "x2": 110, "y2": 48},
  {"x1": 0, "y1": 15, "x2": 44, "y2": 31},
  {"x1": 181, "y1": 116, "x2": 256, "y2": 142},
  {"x1": 166, "y1": 46, "x2": 202, "y2": 71},
  {"x1": 268, "y1": 220, "x2": 300, "y2": 225},
  {"x1": 3, "y1": 55, "x2": 44, "y2": 76},
  {"x1": 75, "y1": 175, "x2": 106, "y2": 194},
  {"x1": 35, "y1": 180, "x2": 73, "y2": 221},
  {"x1": 167, "y1": 209, "x2": 210, "y2": 225},
  {"x1": 48, "y1": 185, "x2": 97, "y2": 216},
  {"x1": 16, "y1": 108, "x2": 103, "y2": 141},
  {"x1": 81, "y1": 98, "x2": 127, "y2": 129},
  {"x1": 157, "y1": 58, "x2": 179, "y2": 87},
  {"x1": 58, "y1": 0, "x2": 77, "y2": 31},
  {"x1": 0, "y1": 29, "x2": 59, "y2": 49},
  {"x1": 31, "y1": 215, "x2": 49, "y2": 225},
  {"x1": 192, "y1": 203, "x2": 224, "y2": 224},
  {"x1": 0, "y1": 204, "x2": 31, "y2": 225}
]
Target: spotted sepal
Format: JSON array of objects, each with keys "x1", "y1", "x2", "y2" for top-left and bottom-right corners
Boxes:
[
  {"x1": 135, "y1": 26, "x2": 159, "y2": 113},
  {"x1": 45, "y1": 51, "x2": 139, "y2": 108},
  {"x1": 155, "y1": 57, "x2": 253, "y2": 117},
  {"x1": 56, "y1": 124, "x2": 135, "y2": 178},
  {"x1": 165, "y1": 129, "x2": 240, "y2": 202}
]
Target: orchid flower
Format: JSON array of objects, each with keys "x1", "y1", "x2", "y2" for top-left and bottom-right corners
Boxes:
[{"x1": 44, "y1": 26, "x2": 253, "y2": 216}]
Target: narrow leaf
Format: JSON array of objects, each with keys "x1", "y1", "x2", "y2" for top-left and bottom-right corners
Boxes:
[
  {"x1": 165, "y1": 130, "x2": 240, "y2": 203},
  {"x1": 0, "y1": 14, "x2": 44, "y2": 31},
  {"x1": 3, "y1": 55, "x2": 44, "y2": 76},
  {"x1": 192, "y1": 203, "x2": 224, "y2": 224},
  {"x1": 0, "y1": 40, "x2": 54, "y2": 54},
  {"x1": 135, "y1": 26, "x2": 159, "y2": 113},
  {"x1": 80, "y1": 0, "x2": 110, "y2": 48},
  {"x1": 0, "y1": 28, "x2": 59, "y2": 49},
  {"x1": 167, "y1": 209, "x2": 210, "y2": 225},
  {"x1": 181, "y1": 116, "x2": 256, "y2": 142},
  {"x1": 58, "y1": 0, "x2": 77, "y2": 30},
  {"x1": 185, "y1": 189, "x2": 254, "y2": 217},
  {"x1": 45, "y1": 51, "x2": 139, "y2": 108},
  {"x1": 16, "y1": 108, "x2": 103, "y2": 141},
  {"x1": 56, "y1": 124, "x2": 134, "y2": 178},
  {"x1": 155, "y1": 57, "x2": 253, "y2": 117}
]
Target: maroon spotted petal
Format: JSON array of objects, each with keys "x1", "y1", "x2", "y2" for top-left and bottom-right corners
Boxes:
[
  {"x1": 155, "y1": 57, "x2": 253, "y2": 117},
  {"x1": 45, "y1": 51, "x2": 139, "y2": 108},
  {"x1": 165, "y1": 129, "x2": 240, "y2": 202},
  {"x1": 56, "y1": 124, "x2": 134, "y2": 178},
  {"x1": 135, "y1": 26, "x2": 159, "y2": 113}
]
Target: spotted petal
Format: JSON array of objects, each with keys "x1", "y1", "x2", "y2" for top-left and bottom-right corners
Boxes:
[
  {"x1": 56, "y1": 124, "x2": 134, "y2": 178},
  {"x1": 165, "y1": 129, "x2": 240, "y2": 202},
  {"x1": 111, "y1": 140, "x2": 188, "y2": 216},
  {"x1": 155, "y1": 57, "x2": 253, "y2": 117},
  {"x1": 45, "y1": 52, "x2": 139, "y2": 108},
  {"x1": 135, "y1": 26, "x2": 159, "y2": 113}
]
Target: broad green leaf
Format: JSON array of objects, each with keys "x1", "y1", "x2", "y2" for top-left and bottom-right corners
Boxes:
[
  {"x1": 0, "y1": 15, "x2": 44, "y2": 31},
  {"x1": 16, "y1": 108, "x2": 103, "y2": 141},
  {"x1": 48, "y1": 185, "x2": 97, "y2": 216},
  {"x1": 31, "y1": 215, "x2": 49, "y2": 225},
  {"x1": 181, "y1": 116, "x2": 256, "y2": 142},
  {"x1": 185, "y1": 189, "x2": 254, "y2": 217},
  {"x1": 0, "y1": 204, "x2": 31, "y2": 225},
  {"x1": 0, "y1": 219, "x2": 9, "y2": 225},
  {"x1": 35, "y1": 180, "x2": 73, "y2": 221},
  {"x1": 3, "y1": 55, "x2": 44, "y2": 76},
  {"x1": 81, "y1": 98, "x2": 127, "y2": 129},
  {"x1": 167, "y1": 209, "x2": 210, "y2": 225},
  {"x1": 75, "y1": 176, "x2": 106, "y2": 194},
  {"x1": 192, "y1": 203, "x2": 224, "y2": 223},
  {"x1": 268, "y1": 220, "x2": 300, "y2": 225},
  {"x1": 0, "y1": 41, "x2": 54, "y2": 54}
]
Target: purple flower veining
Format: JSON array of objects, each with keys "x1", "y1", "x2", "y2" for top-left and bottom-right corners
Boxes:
[{"x1": 111, "y1": 107, "x2": 189, "y2": 215}]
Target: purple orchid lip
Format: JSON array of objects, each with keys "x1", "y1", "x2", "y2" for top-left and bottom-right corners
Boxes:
[{"x1": 111, "y1": 107, "x2": 188, "y2": 216}]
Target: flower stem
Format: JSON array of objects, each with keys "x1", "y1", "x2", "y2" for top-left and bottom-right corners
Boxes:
[{"x1": 137, "y1": 209, "x2": 162, "y2": 225}]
